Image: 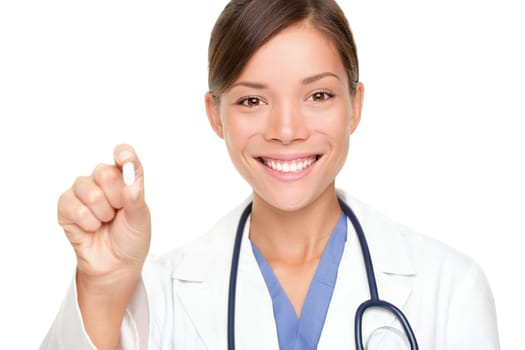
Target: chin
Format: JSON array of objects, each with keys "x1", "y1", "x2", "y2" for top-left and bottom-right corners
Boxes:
[{"x1": 254, "y1": 184, "x2": 329, "y2": 213}]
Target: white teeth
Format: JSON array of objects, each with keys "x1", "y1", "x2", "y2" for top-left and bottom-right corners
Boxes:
[{"x1": 263, "y1": 156, "x2": 318, "y2": 173}]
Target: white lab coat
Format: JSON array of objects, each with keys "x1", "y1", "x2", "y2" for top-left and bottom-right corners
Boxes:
[{"x1": 40, "y1": 192, "x2": 500, "y2": 349}]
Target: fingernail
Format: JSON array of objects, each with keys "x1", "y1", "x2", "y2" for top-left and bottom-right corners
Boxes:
[
  {"x1": 123, "y1": 162, "x2": 135, "y2": 186},
  {"x1": 119, "y1": 151, "x2": 132, "y2": 163}
]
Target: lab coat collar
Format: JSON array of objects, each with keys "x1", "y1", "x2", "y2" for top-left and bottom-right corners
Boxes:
[
  {"x1": 170, "y1": 191, "x2": 417, "y2": 348},
  {"x1": 341, "y1": 191, "x2": 417, "y2": 276},
  {"x1": 171, "y1": 191, "x2": 416, "y2": 280},
  {"x1": 170, "y1": 195, "x2": 252, "y2": 282}
]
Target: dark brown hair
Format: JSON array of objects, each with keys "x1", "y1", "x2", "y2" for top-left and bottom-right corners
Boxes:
[{"x1": 208, "y1": 0, "x2": 359, "y2": 101}]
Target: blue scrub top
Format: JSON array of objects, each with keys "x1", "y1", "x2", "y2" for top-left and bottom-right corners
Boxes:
[{"x1": 251, "y1": 214, "x2": 347, "y2": 350}]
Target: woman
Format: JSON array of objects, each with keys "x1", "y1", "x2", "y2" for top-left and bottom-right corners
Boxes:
[{"x1": 41, "y1": 0, "x2": 499, "y2": 349}]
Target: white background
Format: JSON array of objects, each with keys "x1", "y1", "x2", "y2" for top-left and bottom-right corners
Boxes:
[{"x1": 1, "y1": 0, "x2": 523, "y2": 348}]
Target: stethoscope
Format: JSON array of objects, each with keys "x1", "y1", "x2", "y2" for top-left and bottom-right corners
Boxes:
[{"x1": 227, "y1": 198, "x2": 419, "y2": 350}]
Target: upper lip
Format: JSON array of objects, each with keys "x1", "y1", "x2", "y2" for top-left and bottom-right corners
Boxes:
[{"x1": 255, "y1": 153, "x2": 321, "y2": 161}]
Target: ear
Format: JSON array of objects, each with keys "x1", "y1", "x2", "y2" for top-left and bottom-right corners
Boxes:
[
  {"x1": 205, "y1": 92, "x2": 224, "y2": 139},
  {"x1": 349, "y1": 82, "x2": 364, "y2": 134}
]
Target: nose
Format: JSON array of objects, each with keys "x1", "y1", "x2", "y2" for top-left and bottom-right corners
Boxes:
[{"x1": 264, "y1": 100, "x2": 310, "y2": 144}]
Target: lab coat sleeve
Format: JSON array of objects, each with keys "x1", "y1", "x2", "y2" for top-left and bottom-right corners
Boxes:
[
  {"x1": 39, "y1": 276, "x2": 149, "y2": 350},
  {"x1": 445, "y1": 261, "x2": 500, "y2": 349},
  {"x1": 39, "y1": 279, "x2": 96, "y2": 350}
]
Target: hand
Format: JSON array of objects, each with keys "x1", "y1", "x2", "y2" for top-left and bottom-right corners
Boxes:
[{"x1": 58, "y1": 144, "x2": 151, "y2": 286}]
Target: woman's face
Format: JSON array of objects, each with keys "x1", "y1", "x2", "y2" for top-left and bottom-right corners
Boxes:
[{"x1": 206, "y1": 21, "x2": 364, "y2": 211}]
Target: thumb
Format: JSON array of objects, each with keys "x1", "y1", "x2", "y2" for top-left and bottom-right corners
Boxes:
[{"x1": 114, "y1": 144, "x2": 150, "y2": 230}]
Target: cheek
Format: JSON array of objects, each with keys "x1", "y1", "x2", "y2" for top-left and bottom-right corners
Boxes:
[
  {"x1": 310, "y1": 103, "x2": 352, "y2": 142},
  {"x1": 221, "y1": 111, "x2": 261, "y2": 154},
  {"x1": 220, "y1": 106, "x2": 241, "y2": 151}
]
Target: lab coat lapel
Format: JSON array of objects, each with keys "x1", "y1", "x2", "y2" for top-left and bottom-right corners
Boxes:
[
  {"x1": 235, "y1": 218, "x2": 280, "y2": 349},
  {"x1": 170, "y1": 201, "x2": 243, "y2": 349},
  {"x1": 171, "y1": 199, "x2": 279, "y2": 350},
  {"x1": 319, "y1": 195, "x2": 416, "y2": 349},
  {"x1": 170, "y1": 232, "x2": 232, "y2": 349},
  {"x1": 318, "y1": 227, "x2": 368, "y2": 348}
]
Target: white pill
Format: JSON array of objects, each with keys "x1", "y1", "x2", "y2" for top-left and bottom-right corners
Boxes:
[{"x1": 122, "y1": 162, "x2": 135, "y2": 186}]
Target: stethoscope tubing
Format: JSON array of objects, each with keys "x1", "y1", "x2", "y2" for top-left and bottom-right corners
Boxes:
[
  {"x1": 227, "y1": 202, "x2": 252, "y2": 350},
  {"x1": 337, "y1": 198, "x2": 379, "y2": 301},
  {"x1": 227, "y1": 199, "x2": 418, "y2": 350}
]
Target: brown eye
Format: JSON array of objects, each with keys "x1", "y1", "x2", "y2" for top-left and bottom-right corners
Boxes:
[
  {"x1": 240, "y1": 97, "x2": 263, "y2": 107},
  {"x1": 309, "y1": 91, "x2": 334, "y2": 102}
]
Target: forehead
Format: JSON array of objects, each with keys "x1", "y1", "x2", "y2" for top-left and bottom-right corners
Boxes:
[{"x1": 234, "y1": 21, "x2": 347, "y2": 85}]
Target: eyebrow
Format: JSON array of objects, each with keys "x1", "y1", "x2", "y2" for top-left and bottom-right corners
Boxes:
[
  {"x1": 230, "y1": 72, "x2": 341, "y2": 91},
  {"x1": 230, "y1": 81, "x2": 268, "y2": 90},
  {"x1": 301, "y1": 72, "x2": 341, "y2": 85}
]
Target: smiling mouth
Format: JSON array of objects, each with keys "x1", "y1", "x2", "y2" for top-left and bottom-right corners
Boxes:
[{"x1": 257, "y1": 155, "x2": 321, "y2": 173}]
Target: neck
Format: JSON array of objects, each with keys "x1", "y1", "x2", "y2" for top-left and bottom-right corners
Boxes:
[{"x1": 249, "y1": 185, "x2": 342, "y2": 263}]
